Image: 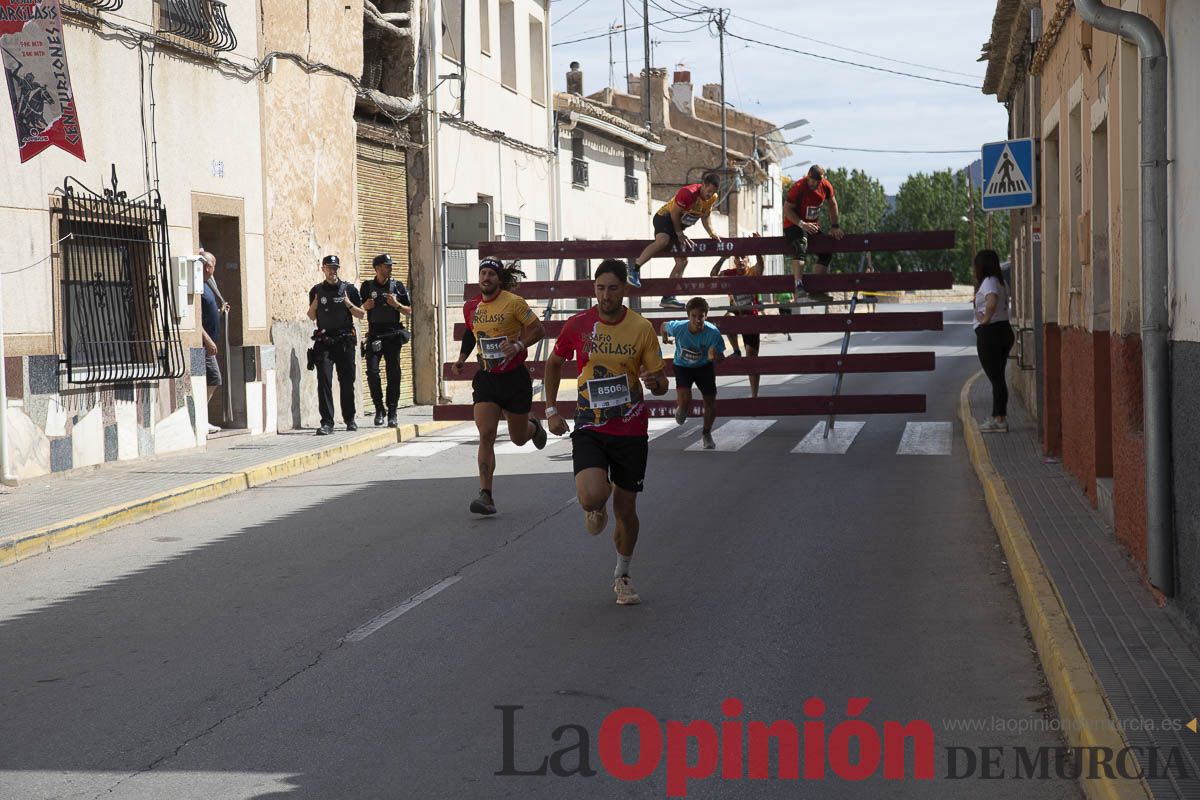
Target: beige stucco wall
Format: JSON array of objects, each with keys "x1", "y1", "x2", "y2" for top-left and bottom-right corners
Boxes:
[
  {"x1": 259, "y1": 0, "x2": 363, "y2": 429},
  {"x1": 1, "y1": 0, "x2": 266, "y2": 354},
  {"x1": 259, "y1": 0, "x2": 364, "y2": 323},
  {"x1": 1168, "y1": 0, "x2": 1200, "y2": 343},
  {"x1": 1036, "y1": 0, "x2": 1164, "y2": 337}
]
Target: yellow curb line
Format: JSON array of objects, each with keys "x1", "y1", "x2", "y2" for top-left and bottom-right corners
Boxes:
[
  {"x1": 0, "y1": 420, "x2": 463, "y2": 568},
  {"x1": 959, "y1": 372, "x2": 1151, "y2": 800}
]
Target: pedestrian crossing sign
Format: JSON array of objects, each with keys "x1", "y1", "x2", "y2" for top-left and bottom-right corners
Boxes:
[{"x1": 981, "y1": 138, "x2": 1036, "y2": 211}]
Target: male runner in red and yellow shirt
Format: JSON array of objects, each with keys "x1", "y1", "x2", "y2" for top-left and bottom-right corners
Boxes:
[
  {"x1": 451, "y1": 258, "x2": 547, "y2": 515},
  {"x1": 544, "y1": 259, "x2": 668, "y2": 605},
  {"x1": 630, "y1": 172, "x2": 723, "y2": 309},
  {"x1": 784, "y1": 164, "x2": 845, "y2": 302}
]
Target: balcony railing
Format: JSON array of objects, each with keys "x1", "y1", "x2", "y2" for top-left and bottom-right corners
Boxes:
[
  {"x1": 571, "y1": 158, "x2": 589, "y2": 187},
  {"x1": 624, "y1": 175, "x2": 638, "y2": 201}
]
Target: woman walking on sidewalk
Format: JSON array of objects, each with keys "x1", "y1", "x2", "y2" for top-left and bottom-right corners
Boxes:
[{"x1": 973, "y1": 249, "x2": 1014, "y2": 432}]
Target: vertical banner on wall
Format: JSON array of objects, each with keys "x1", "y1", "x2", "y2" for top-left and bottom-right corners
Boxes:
[{"x1": 0, "y1": 0, "x2": 85, "y2": 162}]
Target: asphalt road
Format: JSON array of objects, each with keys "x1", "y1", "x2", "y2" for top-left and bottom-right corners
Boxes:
[{"x1": 0, "y1": 305, "x2": 1083, "y2": 799}]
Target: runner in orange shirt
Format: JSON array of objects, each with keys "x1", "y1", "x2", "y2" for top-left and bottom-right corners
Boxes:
[
  {"x1": 451, "y1": 258, "x2": 547, "y2": 515},
  {"x1": 543, "y1": 259, "x2": 669, "y2": 605},
  {"x1": 629, "y1": 173, "x2": 722, "y2": 308}
]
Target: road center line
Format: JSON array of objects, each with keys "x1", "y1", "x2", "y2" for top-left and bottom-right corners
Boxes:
[{"x1": 343, "y1": 576, "x2": 463, "y2": 642}]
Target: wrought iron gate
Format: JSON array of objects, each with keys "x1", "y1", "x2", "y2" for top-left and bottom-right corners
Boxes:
[{"x1": 54, "y1": 170, "x2": 186, "y2": 384}]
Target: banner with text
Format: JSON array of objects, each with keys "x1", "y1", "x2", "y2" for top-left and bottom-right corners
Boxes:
[{"x1": 1, "y1": 0, "x2": 85, "y2": 162}]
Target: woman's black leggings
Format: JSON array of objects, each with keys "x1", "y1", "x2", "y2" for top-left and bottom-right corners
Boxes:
[{"x1": 975, "y1": 322, "x2": 1015, "y2": 417}]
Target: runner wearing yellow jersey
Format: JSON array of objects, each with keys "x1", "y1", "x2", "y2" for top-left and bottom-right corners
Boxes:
[
  {"x1": 543, "y1": 259, "x2": 669, "y2": 605},
  {"x1": 451, "y1": 258, "x2": 547, "y2": 515},
  {"x1": 629, "y1": 173, "x2": 722, "y2": 309}
]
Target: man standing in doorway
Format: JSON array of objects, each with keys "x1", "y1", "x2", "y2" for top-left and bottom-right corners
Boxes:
[
  {"x1": 785, "y1": 164, "x2": 844, "y2": 302},
  {"x1": 360, "y1": 253, "x2": 412, "y2": 428},
  {"x1": 629, "y1": 172, "x2": 722, "y2": 308},
  {"x1": 307, "y1": 255, "x2": 365, "y2": 435},
  {"x1": 198, "y1": 249, "x2": 229, "y2": 436}
]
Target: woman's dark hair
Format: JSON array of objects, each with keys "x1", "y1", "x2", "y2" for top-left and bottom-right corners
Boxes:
[
  {"x1": 973, "y1": 249, "x2": 1004, "y2": 289},
  {"x1": 685, "y1": 297, "x2": 709, "y2": 314},
  {"x1": 479, "y1": 257, "x2": 525, "y2": 291},
  {"x1": 594, "y1": 258, "x2": 628, "y2": 283}
]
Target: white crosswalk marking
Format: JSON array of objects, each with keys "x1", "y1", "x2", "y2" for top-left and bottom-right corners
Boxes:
[
  {"x1": 647, "y1": 419, "x2": 680, "y2": 441},
  {"x1": 377, "y1": 440, "x2": 460, "y2": 458},
  {"x1": 791, "y1": 421, "x2": 866, "y2": 455},
  {"x1": 686, "y1": 419, "x2": 776, "y2": 452},
  {"x1": 897, "y1": 422, "x2": 953, "y2": 455}
]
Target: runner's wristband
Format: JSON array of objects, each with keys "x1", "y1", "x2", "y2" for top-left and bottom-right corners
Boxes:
[{"x1": 545, "y1": 406, "x2": 559, "y2": 419}]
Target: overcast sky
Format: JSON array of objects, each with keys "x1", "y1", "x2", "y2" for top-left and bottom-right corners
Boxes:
[{"x1": 550, "y1": 0, "x2": 1008, "y2": 193}]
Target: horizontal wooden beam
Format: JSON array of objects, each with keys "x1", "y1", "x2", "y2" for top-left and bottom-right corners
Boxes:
[
  {"x1": 462, "y1": 271, "x2": 953, "y2": 299},
  {"x1": 432, "y1": 394, "x2": 927, "y2": 420},
  {"x1": 443, "y1": 352, "x2": 935, "y2": 379},
  {"x1": 453, "y1": 311, "x2": 943, "y2": 339},
  {"x1": 477, "y1": 230, "x2": 956, "y2": 260}
]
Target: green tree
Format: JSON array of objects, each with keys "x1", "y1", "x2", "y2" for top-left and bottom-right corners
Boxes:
[{"x1": 880, "y1": 169, "x2": 1009, "y2": 282}]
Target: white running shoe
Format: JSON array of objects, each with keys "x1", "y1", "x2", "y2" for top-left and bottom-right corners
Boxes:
[
  {"x1": 702, "y1": 431, "x2": 716, "y2": 449},
  {"x1": 613, "y1": 575, "x2": 641, "y2": 605},
  {"x1": 585, "y1": 506, "x2": 608, "y2": 535},
  {"x1": 979, "y1": 418, "x2": 1009, "y2": 433}
]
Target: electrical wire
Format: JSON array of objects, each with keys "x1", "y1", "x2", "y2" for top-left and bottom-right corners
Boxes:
[
  {"x1": 727, "y1": 13, "x2": 985, "y2": 79},
  {"x1": 791, "y1": 142, "x2": 979, "y2": 154},
  {"x1": 723, "y1": 29, "x2": 982, "y2": 89},
  {"x1": 1, "y1": 234, "x2": 75, "y2": 276},
  {"x1": 556, "y1": 0, "x2": 598, "y2": 24}
]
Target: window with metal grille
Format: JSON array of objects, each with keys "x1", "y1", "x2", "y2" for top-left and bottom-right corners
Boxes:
[
  {"x1": 534, "y1": 222, "x2": 550, "y2": 282},
  {"x1": 624, "y1": 151, "x2": 638, "y2": 200},
  {"x1": 504, "y1": 215, "x2": 521, "y2": 242},
  {"x1": 53, "y1": 174, "x2": 186, "y2": 384},
  {"x1": 158, "y1": 0, "x2": 238, "y2": 52},
  {"x1": 65, "y1": 0, "x2": 124, "y2": 10},
  {"x1": 571, "y1": 135, "x2": 588, "y2": 187},
  {"x1": 574, "y1": 258, "x2": 590, "y2": 310}
]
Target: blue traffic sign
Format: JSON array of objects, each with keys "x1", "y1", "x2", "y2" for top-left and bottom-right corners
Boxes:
[{"x1": 981, "y1": 138, "x2": 1036, "y2": 211}]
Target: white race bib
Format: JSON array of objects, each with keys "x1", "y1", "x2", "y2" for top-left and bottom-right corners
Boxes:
[
  {"x1": 680, "y1": 347, "x2": 702, "y2": 364},
  {"x1": 681, "y1": 212, "x2": 699, "y2": 226},
  {"x1": 480, "y1": 336, "x2": 507, "y2": 362},
  {"x1": 732, "y1": 293, "x2": 755, "y2": 308},
  {"x1": 586, "y1": 375, "x2": 632, "y2": 409},
  {"x1": 805, "y1": 205, "x2": 820, "y2": 220}
]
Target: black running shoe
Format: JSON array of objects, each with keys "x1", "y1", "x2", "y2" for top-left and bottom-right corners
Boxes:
[
  {"x1": 374, "y1": 411, "x2": 385, "y2": 427},
  {"x1": 470, "y1": 490, "x2": 497, "y2": 515}
]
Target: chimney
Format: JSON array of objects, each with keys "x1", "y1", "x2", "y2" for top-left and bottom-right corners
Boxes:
[
  {"x1": 701, "y1": 83, "x2": 723, "y2": 105},
  {"x1": 670, "y1": 69, "x2": 693, "y2": 116},
  {"x1": 566, "y1": 61, "x2": 583, "y2": 95}
]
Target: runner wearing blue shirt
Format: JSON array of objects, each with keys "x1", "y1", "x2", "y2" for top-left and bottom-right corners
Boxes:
[{"x1": 661, "y1": 297, "x2": 725, "y2": 449}]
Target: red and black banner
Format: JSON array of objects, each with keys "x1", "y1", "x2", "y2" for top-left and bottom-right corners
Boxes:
[{"x1": 1, "y1": 0, "x2": 85, "y2": 162}]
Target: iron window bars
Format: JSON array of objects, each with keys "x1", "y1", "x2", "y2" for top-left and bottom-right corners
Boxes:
[
  {"x1": 160, "y1": 0, "x2": 238, "y2": 52},
  {"x1": 72, "y1": 0, "x2": 125, "y2": 10},
  {"x1": 53, "y1": 169, "x2": 187, "y2": 385}
]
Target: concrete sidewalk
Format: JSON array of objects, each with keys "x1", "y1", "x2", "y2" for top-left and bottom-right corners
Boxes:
[
  {"x1": 962, "y1": 373, "x2": 1200, "y2": 800},
  {"x1": 0, "y1": 408, "x2": 458, "y2": 567}
]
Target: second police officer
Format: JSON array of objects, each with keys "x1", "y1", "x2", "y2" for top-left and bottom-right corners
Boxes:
[
  {"x1": 307, "y1": 254, "x2": 365, "y2": 435},
  {"x1": 360, "y1": 253, "x2": 412, "y2": 428}
]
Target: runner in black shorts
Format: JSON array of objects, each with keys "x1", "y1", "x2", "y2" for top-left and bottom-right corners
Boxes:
[
  {"x1": 451, "y1": 259, "x2": 547, "y2": 515},
  {"x1": 661, "y1": 297, "x2": 724, "y2": 449},
  {"x1": 718, "y1": 239, "x2": 764, "y2": 398},
  {"x1": 630, "y1": 173, "x2": 722, "y2": 308},
  {"x1": 784, "y1": 164, "x2": 844, "y2": 303},
  {"x1": 543, "y1": 260, "x2": 668, "y2": 605}
]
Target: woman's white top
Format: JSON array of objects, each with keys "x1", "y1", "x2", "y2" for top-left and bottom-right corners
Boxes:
[{"x1": 974, "y1": 276, "x2": 1010, "y2": 330}]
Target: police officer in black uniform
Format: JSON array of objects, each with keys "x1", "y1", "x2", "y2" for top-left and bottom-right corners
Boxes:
[
  {"x1": 360, "y1": 253, "x2": 413, "y2": 428},
  {"x1": 307, "y1": 255, "x2": 365, "y2": 435}
]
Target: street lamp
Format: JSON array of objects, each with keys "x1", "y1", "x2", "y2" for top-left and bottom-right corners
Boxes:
[
  {"x1": 782, "y1": 160, "x2": 811, "y2": 173},
  {"x1": 754, "y1": 118, "x2": 809, "y2": 161}
]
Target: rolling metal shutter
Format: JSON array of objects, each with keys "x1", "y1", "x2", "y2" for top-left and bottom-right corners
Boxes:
[{"x1": 356, "y1": 139, "x2": 414, "y2": 408}]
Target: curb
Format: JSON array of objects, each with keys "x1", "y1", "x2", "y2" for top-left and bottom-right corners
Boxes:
[
  {"x1": 959, "y1": 372, "x2": 1151, "y2": 800},
  {"x1": 0, "y1": 420, "x2": 462, "y2": 568}
]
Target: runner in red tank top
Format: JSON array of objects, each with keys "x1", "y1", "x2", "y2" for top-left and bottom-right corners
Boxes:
[{"x1": 783, "y1": 164, "x2": 844, "y2": 302}]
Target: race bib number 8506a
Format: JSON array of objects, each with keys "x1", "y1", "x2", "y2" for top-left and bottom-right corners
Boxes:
[{"x1": 586, "y1": 375, "x2": 632, "y2": 409}]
